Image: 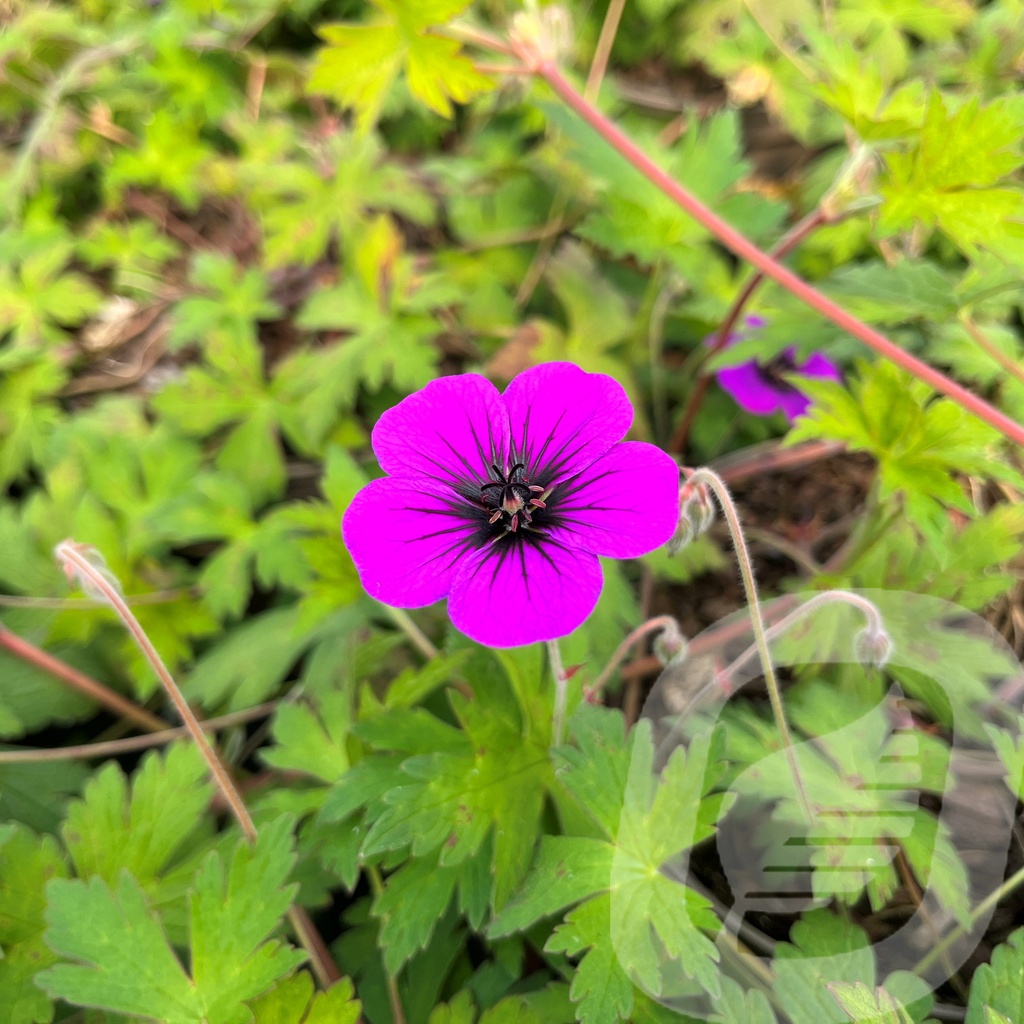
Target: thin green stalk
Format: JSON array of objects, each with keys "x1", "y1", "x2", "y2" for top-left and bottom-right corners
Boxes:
[
  {"x1": 367, "y1": 865, "x2": 407, "y2": 1024},
  {"x1": 913, "y1": 861, "x2": 1024, "y2": 977},
  {"x1": 548, "y1": 638, "x2": 569, "y2": 746},
  {"x1": 386, "y1": 607, "x2": 439, "y2": 660}
]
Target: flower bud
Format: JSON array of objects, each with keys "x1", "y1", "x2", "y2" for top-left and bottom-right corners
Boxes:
[
  {"x1": 653, "y1": 620, "x2": 688, "y2": 667},
  {"x1": 854, "y1": 626, "x2": 894, "y2": 670},
  {"x1": 509, "y1": 5, "x2": 572, "y2": 69},
  {"x1": 668, "y1": 469, "x2": 716, "y2": 554}
]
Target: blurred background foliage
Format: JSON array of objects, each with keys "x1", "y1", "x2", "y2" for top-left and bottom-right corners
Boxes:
[{"x1": 2, "y1": 0, "x2": 1024, "y2": 1022}]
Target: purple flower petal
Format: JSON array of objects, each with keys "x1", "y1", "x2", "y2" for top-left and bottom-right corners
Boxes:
[
  {"x1": 447, "y1": 533, "x2": 603, "y2": 648},
  {"x1": 554, "y1": 441, "x2": 679, "y2": 558},
  {"x1": 502, "y1": 363, "x2": 632, "y2": 484},
  {"x1": 717, "y1": 362, "x2": 789, "y2": 416},
  {"x1": 777, "y1": 390, "x2": 811, "y2": 421},
  {"x1": 342, "y1": 476, "x2": 478, "y2": 607},
  {"x1": 798, "y1": 352, "x2": 842, "y2": 382},
  {"x1": 372, "y1": 374, "x2": 510, "y2": 488}
]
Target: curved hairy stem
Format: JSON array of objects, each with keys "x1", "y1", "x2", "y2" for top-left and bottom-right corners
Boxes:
[
  {"x1": 54, "y1": 540, "x2": 341, "y2": 989},
  {"x1": 685, "y1": 472, "x2": 813, "y2": 821}
]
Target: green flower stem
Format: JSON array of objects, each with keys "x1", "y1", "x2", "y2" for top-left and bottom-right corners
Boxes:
[
  {"x1": 54, "y1": 540, "x2": 341, "y2": 990},
  {"x1": 367, "y1": 865, "x2": 408, "y2": 1024},
  {"x1": 387, "y1": 607, "x2": 440, "y2": 660},
  {"x1": 548, "y1": 638, "x2": 569, "y2": 747},
  {"x1": 913, "y1": 861, "x2": 1024, "y2": 978},
  {"x1": 686, "y1": 471, "x2": 814, "y2": 822},
  {"x1": 507, "y1": 45, "x2": 1024, "y2": 450}
]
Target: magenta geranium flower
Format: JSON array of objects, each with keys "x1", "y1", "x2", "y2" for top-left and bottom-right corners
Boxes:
[
  {"x1": 715, "y1": 317, "x2": 841, "y2": 422},
  {"x1": 341, "y1": 363, "x2": 679, "y2": 648}
]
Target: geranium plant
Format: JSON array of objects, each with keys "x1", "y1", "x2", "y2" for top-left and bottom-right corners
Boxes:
[{"x1": 1, "y1": 3, "x2": 1023, "y2": 1024}]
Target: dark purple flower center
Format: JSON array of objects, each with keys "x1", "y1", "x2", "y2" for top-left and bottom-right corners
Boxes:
[
  {"x1": 755, "y1": 354, "x2": 800, "y2": 394},
  {"x1": 477, "y1": 461, "x2": 550, "y2": 537}
]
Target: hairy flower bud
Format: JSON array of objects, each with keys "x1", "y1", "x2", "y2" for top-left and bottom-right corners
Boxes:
[
  {"x1": 668, "y1": 469, "x2": 716, "y2": 554},
  {"x1": 653, "y1": 619, "x2": 688, "y2": 667},
  {"x1": 854, "y1": 626, "x2": 894, "y2": 670},
  {"x1": 509, "y1": 5, "x2": 572, "y2": 69}
]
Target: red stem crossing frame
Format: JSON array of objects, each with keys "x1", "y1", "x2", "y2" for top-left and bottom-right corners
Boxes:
[{"x1": 501, "y1": 38, "x2": 1024, "y2": 449}]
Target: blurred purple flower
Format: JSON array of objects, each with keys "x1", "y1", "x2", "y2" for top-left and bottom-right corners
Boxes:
[
  {"x1": 715, "y1": 317, "x2": 841, "y2": 422},
  {"x1": 342, "y1": 363, "x2": 679, "y2": 648}
]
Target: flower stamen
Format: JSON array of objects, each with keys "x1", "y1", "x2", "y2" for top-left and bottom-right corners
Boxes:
[{"x1": 478, "y1": 459, "x2": 551, "y2": 536}]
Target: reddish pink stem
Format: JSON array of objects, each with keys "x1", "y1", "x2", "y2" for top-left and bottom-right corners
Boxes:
[
  {"x1": 0, "y1": 624, "x2": 169, "y2": 734},
  {"x1": 531, "y1": 59, "x2": 1024, "y2": 449}
]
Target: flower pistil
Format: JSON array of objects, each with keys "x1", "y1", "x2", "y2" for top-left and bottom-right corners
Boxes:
[{"x1": 479, "y1": 462, "x2": 549, "y2": 534}]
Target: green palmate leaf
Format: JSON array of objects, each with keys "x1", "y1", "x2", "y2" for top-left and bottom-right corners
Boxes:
[
  {"x1": 842, "y1": 505, "x2": 1024, "y2": 612},
  {"x1": 727, "y1": 679, "x2": 968, "y2": 920},
  {"x1": 818, "y1": 260, "x2": 958, "y2": 324},
  {"x1": 169, "y1": 252, "x2": 280, "y2": 357},
  {"x1": 282, "y1": 216, "x2": 451, "y2": 421},
  {"x1": 61, "y1": 744, "x2": 213, "y2": 888},
  {"x1": 828, "y1": 981, "x2": 916, "y2": 1024},
  {"x1": 531, "y1": 245, "x2": 645, "y2": 420},
  {"x1": 249, "y1": 132, "x2": 434, "y2": 269},
  {"x1": 361, "y1": 680, "x2": 552, "y2": 910},
  {"x1": 878, "y1": 92, "x2": 1024, "y2": 256},
  {"x1": 0, "y1": 242, "x2": 103, "y2": 349},
  {"x1": 310, "y1": 0, "x2": 492, "y2": 129},
  {"x1": 106, "y1": 111, "x2": 213, "y2": 210},
  {"x1": 151, "y1": 252, "x2": 290, "y2": 505},
  {"x1": 263, "y1": 690, "x2": 351, "y2": 784},
  {"x1": 813, "y1": 37, "x2": 927, "y2": 140},
  {"x1": 772, "y1": 911, "x2": 934, "y2": 1024},
  {"x1": 182, "y1": 606, "x2": 317, "y2": 711},
  {"x1": 967, "y1": 928, "x2": 1024, "y2": 1024},
  {"x1": 710, "y1": 977, "x2": 778, "y2": 1024},
  {"x1": 149, "y1": 472, "x2": 310, "y2": 620},
  {"x1": 249, "y1": 971, "x2": 362, "y2": 1023},
  {"x1": 77, "y1": 217, "x2": 179, "y2": 296},
  {"x1": 491, "y1": 707, "x2": 729, "y2": 1024},
  {"x1": 833, "y1": 0, "x2": 971, "y2": 80},
  {"x1": 372, "y1": 851, "x2": 459, "y2": 975},
  {"x1": 0, "y1": 349, "x2": 66, "y2": 487},
  {"x1": 429, "y1": 990, "x2": 476, "y2": 1024},
  {"x1": 39, "y1": 816, "x2": 305, "y2": 1024},
  {"x1": 0, "y1": 825, "x2": 69, "y2": 1024},
  {"x1": 788, "y1": 359, "x2": 1022, "y2": 547},
  {"x1": 773, "y1": 912, "x2": 877, "y2": 1023},
  {"x1": 549, "y1": 104, "x2": 786, "y2": 273},
  {"x1": 547, "y1": 894, "x2": 634, "y2": 1024}
]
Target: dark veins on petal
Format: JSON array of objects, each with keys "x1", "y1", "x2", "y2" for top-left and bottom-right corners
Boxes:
[{"x1": 756, "y1": 353, "x2": 802, "y2": 396}]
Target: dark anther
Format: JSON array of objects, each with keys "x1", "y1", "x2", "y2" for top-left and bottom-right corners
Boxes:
[{"x1": 478, "y1": 461, "x2": 549, "y2": 536}]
